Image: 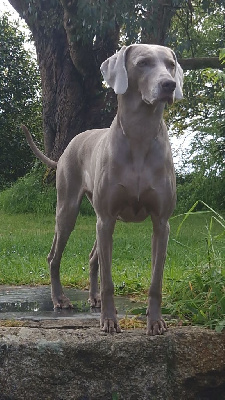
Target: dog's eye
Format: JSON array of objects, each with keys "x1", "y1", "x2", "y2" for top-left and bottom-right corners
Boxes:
[
  {"x1": 137, "y1": 59, "x2": 148, "y2": 67},
  {"x1": 169, "y1": 61, "x2": 175, "y2": 69}
]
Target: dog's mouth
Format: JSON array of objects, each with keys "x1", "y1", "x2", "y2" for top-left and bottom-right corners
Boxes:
[
  {"x1": 159, "y1": 94, "x2": 174, "y2": 105},
  {"x1": 143, "y1": 94, "x2": 174, "y2": 106},
  {"x1": 143, "y1": 97, "x2": 154, "y2": 105}
]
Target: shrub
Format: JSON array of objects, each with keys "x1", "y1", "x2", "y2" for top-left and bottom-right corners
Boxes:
[
  {"x1": 0, "y1": 165, "x2": 94, "y2": 216},
  {"x1": 0, "y1": 165, "x2": 56, "y2": 214}
]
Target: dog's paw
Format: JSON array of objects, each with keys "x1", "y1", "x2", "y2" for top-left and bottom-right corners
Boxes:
[
  {"x1": 146, "y1": 318, "x2": 167, "y2": 336},
  {"x1": 53, "y1": 294, "x2": 73, "y2": 309},
  {"x1": 100, "y1": 318, "x2": 121, "y2": 334},
  {"x1": 88, "y1": 294, "x2": 101, "y2": 308}
]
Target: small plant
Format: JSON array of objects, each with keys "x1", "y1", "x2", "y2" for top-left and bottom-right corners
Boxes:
[
  {"x1": 112, "y1": 392, "x2": 119, "y2": 400},
  {"x1": 119, "y1": 314, "x2": 146, "y2": 330},
  {"x1": 166, "y1": 201, "x2": 225, "y2": 332}
]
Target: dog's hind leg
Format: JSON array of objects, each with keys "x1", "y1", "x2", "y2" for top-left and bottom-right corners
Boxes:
[
  {"x1": 48, "y1": 193, "x2": 83, "y2": 309},
  {"x1": 88, "y1": 240, "x2": 101, "y2": 308},
  {"x1": 47, "y1": 231, "x2": 72, "y2": 309}
]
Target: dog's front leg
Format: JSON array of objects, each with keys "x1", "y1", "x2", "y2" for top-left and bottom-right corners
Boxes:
[
  {"x1": 96, "y1": 216, "x2": 121, "y2": 333},
  {"x1": 147, "y1": 216, "x2": 170, "y2": 335}
]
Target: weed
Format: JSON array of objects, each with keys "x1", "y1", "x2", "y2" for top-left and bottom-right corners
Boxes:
[
  {"x1": 165, "y1": 201, "x2": 225, "y2": 331},
  {"x1": 119, "y1": 315, "x2": 146, "y2": 330}
]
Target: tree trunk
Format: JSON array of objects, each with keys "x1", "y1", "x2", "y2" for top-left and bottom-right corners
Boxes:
[
  {"x1": 140, "y1": 0, "x2": 179, "y2": 44},
  {"x1": 40, "y1": 29, "x2": 87, "y2": 160},
  {"x1": 8, "y1": 0, "x2": 118, "y2": 161}
]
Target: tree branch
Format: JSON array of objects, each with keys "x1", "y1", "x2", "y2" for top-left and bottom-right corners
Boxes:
[{"x1": 179, "y1": 57, "x2": 224, "y2": 71}]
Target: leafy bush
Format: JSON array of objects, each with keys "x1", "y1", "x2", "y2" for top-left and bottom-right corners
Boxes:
[
  {"x1": 176, "y1": 172, "x2": 225, "y2": 213},
  {"x1": 0, "y1": 165, "x2": 56, "y2": 214},
  {"x1": 0, "y1": 165, "x2": 94, "y2": 216}
]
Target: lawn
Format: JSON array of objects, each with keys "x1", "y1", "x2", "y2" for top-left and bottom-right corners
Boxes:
[{"x1": 0, "y1": 209, "x2": 224, "y2": 330}]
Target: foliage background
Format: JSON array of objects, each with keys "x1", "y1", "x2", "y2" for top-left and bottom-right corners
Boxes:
[
  {"x1": 164, "y1": 5, "x2": 225, "y2": 210},
  {"x1": 0, "y1": 14, "x2": 42, "y2": 189}
]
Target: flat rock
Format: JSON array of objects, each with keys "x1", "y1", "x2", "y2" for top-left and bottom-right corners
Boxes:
[{"x1": 0, "y1": 319, "x2": 224, "y2": 400}]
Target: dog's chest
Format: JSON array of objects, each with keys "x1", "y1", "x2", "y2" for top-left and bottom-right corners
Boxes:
[
  {"x1": 115, "y1": 152, "x2": 165, "y2": 199},
  {"x1": 117, "y1": 170, "x2": 151, "y2": 202},
  {"x1": 94, "y1": 136, "x2": 175, "y2": 221},
  {"x1": 108, "y1": 151, "x2": 175, "y2": 221},
  {"x1": 109, "y1": 171, "x2": 159, "y2": 222}
]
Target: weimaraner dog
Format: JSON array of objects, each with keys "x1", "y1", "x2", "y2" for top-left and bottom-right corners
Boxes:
[{"x1": 22, "y1": 44, "x2": 183, "y2": 335}]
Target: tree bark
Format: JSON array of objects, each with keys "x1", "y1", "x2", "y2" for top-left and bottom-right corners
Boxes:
[
  {"x1": 141, "y1": 0, "x2": 181, "y2": 44},
  {"x1": 9, "y1": 0, "x2": 85, "y2": 159},
  {"x1": 8, "y1": 0, "x2": 121, "y2": 160}
]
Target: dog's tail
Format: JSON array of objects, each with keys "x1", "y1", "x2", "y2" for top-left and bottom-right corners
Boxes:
[{"x1": 21, "y1": 124, "x2": 57, "y2": 169}]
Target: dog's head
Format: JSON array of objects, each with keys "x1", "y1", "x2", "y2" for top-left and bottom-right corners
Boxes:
[{"x1": 101, "y1": 44, "x2": 184, "y2": 105}]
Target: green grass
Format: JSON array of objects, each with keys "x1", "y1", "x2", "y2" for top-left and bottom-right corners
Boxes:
[{"x1": 0, "y1": 207, "x2": 224, "y2": 330}]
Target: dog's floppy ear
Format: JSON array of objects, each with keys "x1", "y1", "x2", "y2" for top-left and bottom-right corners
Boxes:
[
  {"x1": 100, "y1": 46, "x2": 128, "y2": 94},
  {"x1": 172, "y1": 51, "x2": 184, "y2": 100},
  {"x1": 174, "y1": 62, "x2": 184, "y2": 100}
]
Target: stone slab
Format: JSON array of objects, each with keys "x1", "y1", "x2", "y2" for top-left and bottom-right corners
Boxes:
[{"x1": 0, "y1": 319, "x2": 224, "y2": 400}]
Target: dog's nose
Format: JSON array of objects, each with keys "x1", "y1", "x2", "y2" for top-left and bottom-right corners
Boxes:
[{"x1": 161, "y1": 79, "x2": 176, "y2": 92}]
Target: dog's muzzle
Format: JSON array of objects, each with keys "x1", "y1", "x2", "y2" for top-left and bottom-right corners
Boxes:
[
  {"x1": 142, "y1": 78, "x2": 176, "y2": 106},
  {"x1": 160, "y1": 78, "x2": 176, "y2": 104}
]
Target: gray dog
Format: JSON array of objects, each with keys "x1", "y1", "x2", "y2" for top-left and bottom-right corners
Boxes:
[{"x1": 22, "y1": 44, "x2": 183, "y2": 335}]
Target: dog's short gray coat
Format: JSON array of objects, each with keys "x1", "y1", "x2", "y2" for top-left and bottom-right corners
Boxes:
[{"x1": 22, "y1": 44, "x2": 184, "y2": 335}]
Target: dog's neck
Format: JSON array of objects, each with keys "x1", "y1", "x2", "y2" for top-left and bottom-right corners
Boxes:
[{"x1": 117, "y1": 91, "x2": 166, "y2": 142}]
